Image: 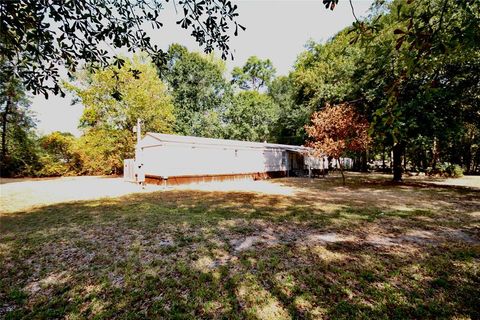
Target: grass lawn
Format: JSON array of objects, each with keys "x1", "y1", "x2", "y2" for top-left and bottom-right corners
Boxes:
[{"x1": 1, "y1": 174, "x2": 479, "y2": 319}]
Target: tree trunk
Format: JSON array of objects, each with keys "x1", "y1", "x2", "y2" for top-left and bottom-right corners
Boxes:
[
  {"x1": 337, "y1": 158, "x2": 346, "y2": 186},
  {"x1": 390, "y1": 150, "x2": 394, "y2": 171},
  {"x1": 392, "y1": 142, "x2": 404, "y2": 182},
  {"x1": 382, "y1": 146, "x2": 386, "y2": 171},
  {"x1": 474, "y1": 148, "x2": 480, "y2": 173},
  {"x1": 431, "y1": 137, "x2": 439, "y2": 170},
  {"x1": 475, "y1": 158, "x2": 479, "y2": 173},
  {"x1": 421, "y1": 148, "x2": 427, "y2": 171},
  {"x1": 464, "y1": 130, "x2": 475, "y2": 174},
  {"x1": 464, "y1": 143, "x2": 472, "y2": 174},
  {"x1": 1, "y1": 95, "x2": 11, "y2": 164},
  {"x1": 360, "y1": 150, "x2": 368, "y2": 172}
]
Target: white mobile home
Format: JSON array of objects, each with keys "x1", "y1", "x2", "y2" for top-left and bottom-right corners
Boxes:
[{"x1": 125, "y1": 133, "x2": 328, "y2": 185}]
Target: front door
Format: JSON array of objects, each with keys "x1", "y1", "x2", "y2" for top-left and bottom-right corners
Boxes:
[{"x1": 288, "y1": 152, "x2": 305, "y2": 175}]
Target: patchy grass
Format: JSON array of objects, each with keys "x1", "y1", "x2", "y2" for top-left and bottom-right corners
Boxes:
[{"x1": 1, "y1": 174, "x2": 479, "y2": 319}]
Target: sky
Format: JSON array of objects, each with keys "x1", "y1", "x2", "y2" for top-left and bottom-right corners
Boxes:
[{"x1": 31, "y1": 0, "x2": 374, "y2": 137}]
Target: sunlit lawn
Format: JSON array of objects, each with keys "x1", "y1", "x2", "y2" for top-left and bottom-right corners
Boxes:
[{"x1": 1, "y1": 174, "x2": 479, "y2": 319}]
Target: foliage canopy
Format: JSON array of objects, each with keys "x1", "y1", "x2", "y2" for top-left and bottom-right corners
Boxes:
[
  {"x1": 162, "y1": 44, "x2": 231, "y2": 137},
  {"x1": 232, "y1": 56, "x2": 276, "y2": 91},
  {"x1": 0, "y1": 0, "x2": 244, "y2": 97},
  {"x1": 65, "y1": 54, "x2": 175, "y2": 174}
]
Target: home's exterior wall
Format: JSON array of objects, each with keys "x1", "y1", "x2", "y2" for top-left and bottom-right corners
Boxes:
[{"x1": 140, "y1": 142, "x2": 288, "y2": 178}]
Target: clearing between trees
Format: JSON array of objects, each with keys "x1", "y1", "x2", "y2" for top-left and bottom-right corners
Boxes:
[{"x1": 1, "y1": 173, "x2": 479, "y2": 319}]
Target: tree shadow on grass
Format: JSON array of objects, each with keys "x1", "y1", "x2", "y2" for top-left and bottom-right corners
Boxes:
[{"x1": 228, "y1": 241, "x2": 480, "y2": 319}]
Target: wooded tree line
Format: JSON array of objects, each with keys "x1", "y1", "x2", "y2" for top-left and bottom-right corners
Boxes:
[
  {"x1": 1, "y1": 0, "x2": 479, "y2": 180},
  {"x1": 0, "y1": 47, "x2": 282, "y2": 177},
  {"x1": 298, "y1": 0, "x2": 479, "y2": 181}
]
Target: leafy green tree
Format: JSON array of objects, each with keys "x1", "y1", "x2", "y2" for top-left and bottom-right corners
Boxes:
[
  {"x1": 37, "y1": 132, "x2": 82, "y2": 176},
  {"x1": 225, "y1": 91, "x2": 279, "y2": 142},
  {"x1": 232, "y1": 56, "x2": 276, "y2": 91},
  {"x1": 288, "y1": 32, "x2": 364, "y2": 153},
  {"x1": 0, "y1": 0, "x2": 243, "y2": 98},
  {"x1": 65, "y1": 53, "x2": 175, "y2": 173},
  {"x1": 0, "y1": 74, "x2": 39, "y2": 177},
  {"x1": 362, "y1": 0, "x2": 480, "y2": 180},
  {"x1": 292, "y1": 34, "x2": 361, "y2": 110},
  {"x1": 294, "y1": 0, "x2": 480, "y2": 180},
  {"x1": 228, "y1": 57, "x2": 279, "y2": 142},
  {"x1": 268, "y1": 75, "x2": 310, "y2": 145},
  {"x1": 162, "y1": 44, "x2": 232, "y2": 138},
  {"x1": 75, "y1": 129, "x2": 128, "y2": 175},
  {"x1": 288, "y1": 32, "x2": 364, "y2": 158},
  {"x1": 66, "y1": 54, "x2": 175, "y2": 133}
]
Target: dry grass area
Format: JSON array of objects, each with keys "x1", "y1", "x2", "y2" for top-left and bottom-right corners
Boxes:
[
  {"x1": 1, "y1": 173, "x2": 479, "y2": 319},
  {"x1": 0, "y1": 176, "x2": 299, "y2": 214},
  {"x1": 0, "y1": 176, "x2": 163, "y2": 213}
]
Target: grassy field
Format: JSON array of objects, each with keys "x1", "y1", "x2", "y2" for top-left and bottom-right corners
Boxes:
[{"x1": 1, "y1": 174, "x2": 479, "y2": 319}]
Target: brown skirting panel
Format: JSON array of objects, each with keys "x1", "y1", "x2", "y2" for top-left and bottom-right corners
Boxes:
[{"x1": 145, "y1": 171, "x2": 287, "y2": 186}]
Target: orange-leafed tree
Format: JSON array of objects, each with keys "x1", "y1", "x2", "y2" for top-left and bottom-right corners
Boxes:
[{"x1": 305, "y1": 103, "x2": 371, "y2": 185}]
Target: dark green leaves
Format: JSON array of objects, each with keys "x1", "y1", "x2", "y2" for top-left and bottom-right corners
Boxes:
[
  {"x1": 231, "y1": 56, "x2": 276, "y2": 91},
  {"x1": 0, "y1": 0, "x2": 244, "y2": 98},
  {"x1": 113, "y1": 58, "x2": 126, "y2": 69},
  {"x1": 323, "y1": 0, "x2": 339, "y2": 10}
]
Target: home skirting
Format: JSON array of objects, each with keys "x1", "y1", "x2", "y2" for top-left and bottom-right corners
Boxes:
[{"x1": 145, "y1": 171, "x2": 288, "y2": 186}]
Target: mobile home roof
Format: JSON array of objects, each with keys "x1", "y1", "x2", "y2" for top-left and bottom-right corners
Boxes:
[{"x1": 142, "y1": 133, "x2": 309, "y2": 152}]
